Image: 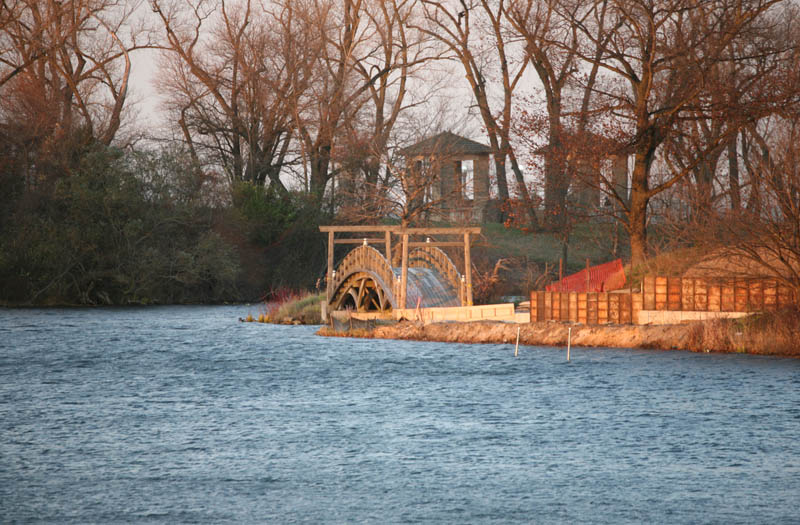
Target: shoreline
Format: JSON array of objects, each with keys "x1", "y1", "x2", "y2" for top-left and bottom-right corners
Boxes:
[{"x1": 317, "y1": 318, "x2": 800, "y2": 358}]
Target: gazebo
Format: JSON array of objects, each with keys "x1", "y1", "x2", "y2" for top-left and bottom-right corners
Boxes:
[{"x1": 401, "y1": 131, "x2": 493, "y2": 223}]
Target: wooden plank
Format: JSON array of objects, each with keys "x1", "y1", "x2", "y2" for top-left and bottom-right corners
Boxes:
[
  {"x1": 721, "y1": 280, "x2": 735, "y2": 311},
  {"x1": 569, "y1": 292, "x2": 579, "y2": 323},
  {"x1": 334, "y1": 238, "x2": 386, "y2": 244},
  {"x1": 632, "y1": 292, "x2": 643, "y2": 324},
  {"x1": 655, "y1": 276, "x2": 668, "y2": 311},
  {"x1": 694, "y1": 279, "x2": 708, "y2": 311},
  {"x1": 407, "y1": 241, "x2": 467, "y2": 248},
  {"x1": 681, "y1": 278, "x2": 695, "y2": 311},
  {"x1": 319, "y1": 225, "x2": 481, "y2": 234},
  {"x1": 749, "y1": 280, "x2": 764, "y2": 311},
  {"x1": 464, "y1": 232, "x2": 473, "y2": 306},
  {"x1": 619, "y1": 293, "x2": 632, "y2": 324},
  {"x1": 598, "y1": 292, "x2": 609, "y2": 324},
  {"x1": 643, "y1": 276, "x2": 656, "y2": 310},
  {"x1": 537, "y1": 292, "x2": 546, "y2": 321},
  {"x1": 552, "y1": 292, "x2": 561, "y2": 321},
  {"x1": 734, "y1": 279, "x2": 749, "y2": 312},
  {"x1": 400, "y1": 233, "x2": 409, "y2": 309},
  {"x1": 587, "y1": 293, "x2": 598, "y2": 325},
  {"x1": 561, "y1": 292, "x2": 570, "y2": 321},
  {"x1": 708, "y1": 283, "x2": 721, "y2": 312},
  {"x1": 667, "y1": 277, "x2": 682, "y2": 311},
  {"x1": 577, "y1": 293, "x2": 588, "y2": 324},
  {"x1": 777, "y1": 283, "x2": 793, "y2": 309},
  {"x1": 327, "y1": 231, "x2": 334, "y2": 303},
  {"x1": 544, "y1": 292, "x2": 552, "y2": 321},
  {"x1": 763, "y1": 280, "x2": 777, "y2": 311},
  {"x1": 609, "y1": 293, "x2": 620, "y2": 324}
]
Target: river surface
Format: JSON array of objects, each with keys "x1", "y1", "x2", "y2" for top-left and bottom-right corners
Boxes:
[{"x1": 1, "y1": 306, "x2": 799, "y2": 524}]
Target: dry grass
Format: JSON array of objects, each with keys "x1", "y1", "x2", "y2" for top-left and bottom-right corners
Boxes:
[
  {"x1": 267, "y1": 292, "x2": 324, "y2": 324},
  {"x1": 687, "y1": 309, "x2": 800, "y2": 356},
  {"x1": 240, "y1": 291, "x2": 325, "y2": 324}
]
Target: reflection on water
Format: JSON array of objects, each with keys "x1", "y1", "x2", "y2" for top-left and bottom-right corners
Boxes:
[{"x1": 1, "y1": 306, "x2": 799, "y2": 523}]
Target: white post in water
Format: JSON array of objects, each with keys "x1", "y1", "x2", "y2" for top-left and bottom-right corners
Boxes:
[
  {"x1": 514, "y1": 326, "x2": 520, "y2": 357},
  {"x1": 567, "y1": 327, "x2": 572, "y2": 362}
]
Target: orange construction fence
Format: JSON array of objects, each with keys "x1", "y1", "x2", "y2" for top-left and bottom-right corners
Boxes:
[{"x1": 546, "y1": 258, "x2": 626, "y2": 293}]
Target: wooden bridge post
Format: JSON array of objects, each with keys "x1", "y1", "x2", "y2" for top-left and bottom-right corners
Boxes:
[
  {"x1": 385, "y1": 231, "x2": 392, "y2": 265},
  {"x1": 464, "y1": 232, "x2": 473, "y2": 306},
  {"x1": 400, "y1": 232, "x2": 409, "y2": 309},
  {"x1": 326, "y1": 230, "x2": 334, "y2": 303}
]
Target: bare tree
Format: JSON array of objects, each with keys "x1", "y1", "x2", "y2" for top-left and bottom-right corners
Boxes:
[
  {"x1": 1, "y1": 0, "x2": 151, "y2": 183},
  {"x1": 152, "y1": 0, "x2": 315, "y2": 192},
  {"x1": 416, "y1": 0, "x2": 534, "y2": 224},
  {"x1": 332, "y1": 0, "x2": 437, "y2": 218},
  {"x1": 565, "y1": 0, "x2": 796, "y2": 267}
]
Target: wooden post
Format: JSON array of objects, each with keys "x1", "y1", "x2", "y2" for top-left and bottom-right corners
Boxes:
[
  {"x1": 400, "y1": 233, "x2": 409, "y2": 309},
  {"x1": 585, "y1": 258, "x2": 590, "y2": 291},
  {"x1": 464, "y1": 232, "x2": 473, "y2": 306},
  {"x1": 559, "y1": 258, "x2": 563, "y2": 292},
  {"x1": 326, "y1": 231, "x2": 334, "y2": 303},
  {"x1": 567, "y1": 327, "x2": 571, "y2": 362},
  {"x1": 385, "y1": 230, "x2": 392, "y2": 264},
  {"x1": 514, "y1": 326, "x2": 520, "y2": 357}
]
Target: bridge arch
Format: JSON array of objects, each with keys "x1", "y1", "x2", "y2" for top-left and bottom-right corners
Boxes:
[
  {"x1": 321, "y1": 225, "x2": 479, "y2": 315},
  {"x1": 328, "y1": 245, "x2": 463, "y2": 313}
]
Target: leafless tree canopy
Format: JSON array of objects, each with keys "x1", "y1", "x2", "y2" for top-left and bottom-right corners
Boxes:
[{"x1": 3, "y1": 0, "x2": 800, "y2": 283}]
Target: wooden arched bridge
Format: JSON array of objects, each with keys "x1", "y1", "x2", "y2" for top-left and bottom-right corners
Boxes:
[{"x1": 320, "y1": 225, "x2": 480, "y2": 315}]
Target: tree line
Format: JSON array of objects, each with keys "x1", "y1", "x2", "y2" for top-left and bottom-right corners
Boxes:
[{"x1": 2, "y1": 0, "x2": 800, "y2": 304}]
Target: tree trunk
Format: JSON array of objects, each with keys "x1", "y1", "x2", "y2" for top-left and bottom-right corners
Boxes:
[
  {"x1": 628, "y1": 151, "x2": 651, "y2": 268},
  {"x1": 728, "y1": 135, "x2": 741, "y2": 212},
  {"x1": 543, "y1": 114, "x2": 566, "y2": 230}
]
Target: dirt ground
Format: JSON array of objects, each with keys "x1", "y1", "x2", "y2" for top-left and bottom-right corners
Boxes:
[{"x1": 319, "y1": 320, "x2": 701, "y2": 352}]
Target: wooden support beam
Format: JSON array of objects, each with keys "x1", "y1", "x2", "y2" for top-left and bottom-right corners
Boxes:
[
  {"x1": 401, "y1": 233, "x2": 409, "y2": 309},
  {"x1": 333, "y1": 238, "x2": 386, "y2": 245},
  {"x1": 407, "y1": 241, "x2": 466, "y2": 248},
  {"x1": 320, "y1": 225, "x2": 481, "y2": 235},
  {"x1": 326, "y1": 231, "x2": 334, "y2": 303},
  {"x1": 464, "y1": 232, "x2": 473, "y2": 306},
  {"x1": 385, "y1": 231, "x2": 392, "y2": 264}
]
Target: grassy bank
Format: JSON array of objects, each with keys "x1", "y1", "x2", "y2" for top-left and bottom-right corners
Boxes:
[{"x1": 242, "y1": 291, "x2": 324, "y2": 325}]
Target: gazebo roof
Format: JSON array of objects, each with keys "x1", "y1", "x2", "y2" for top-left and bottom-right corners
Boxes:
[{"x1": 401, "y1": 131, "x2": 492, "y2": 157}]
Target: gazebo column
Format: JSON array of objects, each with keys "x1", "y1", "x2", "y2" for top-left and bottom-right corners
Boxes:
[{"x1": 473, "y1": 155, "x2": 490, "y2": 222}]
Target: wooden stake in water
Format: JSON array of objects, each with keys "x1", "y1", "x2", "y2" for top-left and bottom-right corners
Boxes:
[
  {"x1": 514, "y1": 326, "x2": 520, "y2": 357},
  {"x1": 567, "y1": 326, "x2": 572, "y2": 362}
]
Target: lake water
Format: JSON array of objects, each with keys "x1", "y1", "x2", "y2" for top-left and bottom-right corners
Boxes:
[{"x1": 1, "y1": 306, "x2": 799, "y2": 524}]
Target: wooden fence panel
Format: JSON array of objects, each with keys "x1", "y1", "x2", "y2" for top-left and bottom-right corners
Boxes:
[
  {"x1": 763, "y1": 280, "x2": 777, "y2": 311},
  {"x1": 587, "y1": 293, "x2": 598, "y2": 324},
  {"x1": 544, "y1": 292, "x2": 552, "y2": 321},
  {"x1": 569, "y1": 293, "x2": 578, "y2": 323},
  {"x1": 681, "y1": 278, "x2": 695, "y2": 311},
  {"x1": 619, "y1": 293, "x2": 632, "y2": 324},
  {"x1": 655, "y1": 277, "x2": 668, "y2": 310},
  {"x1": 749, "y1": 280, "x2": 764, "y2": 311},
  {"x1": 694, "y1": 279, "x2": 708, "y2": 311},
  {"x1": 734, "y1": 280, "x2": 749, "y2": 312},
  {"x1": 560, "y1": 292, "x2": 570, "y2": 321},
  {"x1": 643, "y1": 276, "x2": 656, "y2": 310},
  {"x1": 708, "y1": 284, "x2": 721, "y2": 311},
  {"x1": 632, "y1": 293, "x2": 643, "y2": 324},
  {"x1": 598, "y1": 293, "x2": 609, "y2": 324},
  {"x1": 721, "y1": 281, "x2": 735, "y2": 311},
  {"x1": 777, "y1": 284, "x2": 793, "y2": 309},
  {"x1": 577, "y1": 293, "x2": 588, "y2": 324},
  {"x1": 667, "y1": 277, "x2": 682, "y2": 311}
]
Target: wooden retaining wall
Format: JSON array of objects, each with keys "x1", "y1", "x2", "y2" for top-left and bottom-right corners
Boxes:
[{"x1": 531, "y1": 277, "x2": 796, "y2": 325}]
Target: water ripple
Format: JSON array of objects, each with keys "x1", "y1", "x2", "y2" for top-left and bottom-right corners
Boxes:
[{"x1": 1, "y1": 306, "x2": 799, "y2": 523}]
